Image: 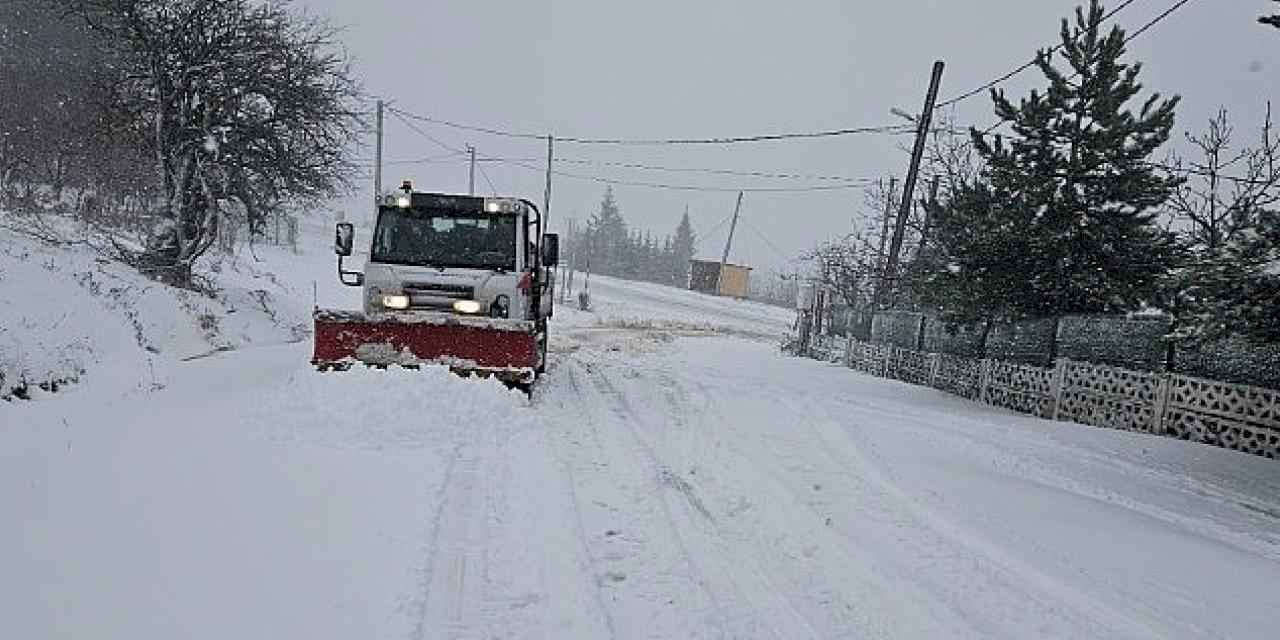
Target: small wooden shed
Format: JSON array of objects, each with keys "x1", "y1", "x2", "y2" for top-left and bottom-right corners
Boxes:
[{"x1": 688, "y1": 259, "x2": 752, "y2": 298}]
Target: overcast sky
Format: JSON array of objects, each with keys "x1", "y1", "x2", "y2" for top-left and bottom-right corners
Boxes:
[{"x1": 297, "y1": 0, "x2": 1278, "y2": 274}]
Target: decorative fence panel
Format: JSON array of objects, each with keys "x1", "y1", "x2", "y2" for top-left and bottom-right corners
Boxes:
[
  {"x1": 933, "y1": 353, "x2": 982, "y2": 400},
  {"x1": 846, "y1": 341, "x2": 892, "y2": 377},
  {"x1": 1056, "y1": 360, "x2": 1164, "y2": 434},
  {"x1": 1163, "y1": 375, "x2": 1280, "y2": 459},
  {"x1": 834, "y1": 338, "x2": 1279, "y2": 461},
  {"x1": 983, "y1": 360, "x2": 1056, "y2": 419},
  {"x1": 890, "y1": 348, "x2": 933, "y2": 386}
]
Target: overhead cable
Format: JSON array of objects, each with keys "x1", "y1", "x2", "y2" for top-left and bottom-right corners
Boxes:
[
  {"x1": 387, "y1": 105, "x2": 913, "y2": 146},
  {"x1": 933, "y1": 0, "x2": 1142, "y2": 110},
  {"x1": 975, "y1": 0, "x2": 1201, "y2": 135}
]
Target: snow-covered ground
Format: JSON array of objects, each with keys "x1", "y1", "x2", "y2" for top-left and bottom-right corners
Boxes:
[{"x1": 4, "y1": 221, "x2": 1280, "y2": 639}]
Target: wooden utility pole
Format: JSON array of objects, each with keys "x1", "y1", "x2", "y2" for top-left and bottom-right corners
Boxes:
[
  {"x1": 884, "y1": 60, "x2": 945, "y2": 308},
  {"x1": 717, "y1": 191, "x2": 744, "y2": 295}
]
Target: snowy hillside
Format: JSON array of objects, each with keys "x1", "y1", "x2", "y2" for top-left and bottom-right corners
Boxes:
[
  {"x1": 0, "y1": 224, "x2": 324, "y2": 399},
  {"x1": 3, "y1": 221, "x2": 1280, "y2": 639}
]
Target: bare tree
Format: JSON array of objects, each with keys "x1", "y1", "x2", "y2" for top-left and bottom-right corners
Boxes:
[
  {"x1": 1167, "y1": 105, "x2": 1280, "y2": 252},
  {"x1": 66, "y1": 0, "x2": 364, "y2": 284},
  {"x1": 0, "y1": 0, "x2": 123, "y2": 208},
  {"x1": 802, "y1": 180, "x2": 904, "y2": 311},
  {"x1": 922, "y1": 112, "x2": 984, "y2": 205},
  {"x1": 802, "y1": 233, "x2": 880, "y2": 311},
  {"x1": 1163, "y1": 106, "x2": 1280, "y2": 344}
]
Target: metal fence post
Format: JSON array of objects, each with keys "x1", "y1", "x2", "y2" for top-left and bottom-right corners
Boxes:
[{"x1": 1051, "y1": 358, "x2": 1069, "y2": 421}]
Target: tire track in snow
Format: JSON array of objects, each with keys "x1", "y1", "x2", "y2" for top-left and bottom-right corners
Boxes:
[
  {"x1": 551, "y1": 364, "x2": 620, "y2": 639},
  {"x1": 644, "y1": 370, "x2": 831, "y2": 640},
  {"x1": 552, "y1": 356, "x2": 734, "y2": 638},
  {"x1": 583, "y1": 365, "x2": 735, "y2": 635},
  {"x1": 409, "y1": 445, "x2": 462, "y2": 640},
  {"x1": 642, "y1": 367, "x2": 971, "y2": 639},
  {"x1": 412, "y1": 440, "x2": 492, "y2": 640}
]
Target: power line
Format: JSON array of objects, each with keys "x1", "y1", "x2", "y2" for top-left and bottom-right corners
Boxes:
[
  {"x1": 388, "y1": 110, "x2": 465, "y2": 155},
  {"x1": 741, "y1": 216, "x2": 796, "y2": 262},
  {"x1": 476, "y1": 162, "x2": 499, "y2": 195},
  {"x1": 1149, "y1": 161, "x2": 1278, "y2": 187},
  {"x1": 975, "y1": 0, "x2": 1200, "y2": 136},
  {"x1": 552, "y1": 158, "x2": 874, "y2": 183},
  {"x1": 691, "y1": 214, "x2": 736, "y2": 251},
  {"x1": 370, "y1": 153, "x2": 878, "y2": 183},
  {"x1": 389, "y1": 108, "x2": 877, "y2": 192},
  {"x1": 933, "y1": 0, "x2": 1142, "y2": 110},
  {"x1": 352, "y1": 151, "x2": 466, "y2": 168},
  {"x1": 501, "y1": 157, "x2": 868, "y2": 192},
  {"x1": 1122, "y1": 0, "x2": 1197, "y2": 44},
  {"x1": 387, "y1": 105, "x2": 913, "y2": 146},
  {"x1": 385, "y1": 151, "x2": 465, "y2": 166}
]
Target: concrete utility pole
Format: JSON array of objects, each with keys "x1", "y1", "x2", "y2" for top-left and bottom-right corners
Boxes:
[
  {"x1": 543, "y1": 135, "x2": 553, "y2": 240},
  {"x1": 374, "y1": 100, "x2": 385, "y2": 198},
  {"x1": 561, "y1": 218, "x2": 575, "y2": 303},
  {"x1": 466, "y1": 144, "x2": 476, "y2": 195},
  {"x1": 717, "y1": 191, "x2": 744, "y2": 295},
  {"x1": 884, "y1": 60, "x2": 945, "y2": 308}
]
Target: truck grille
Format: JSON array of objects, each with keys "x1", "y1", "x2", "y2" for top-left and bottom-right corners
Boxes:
[{"x1": 402, "y1": 282, "x2": 476, "y2": 311}]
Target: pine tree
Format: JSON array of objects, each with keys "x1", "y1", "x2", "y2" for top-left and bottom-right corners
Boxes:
[
  {"x1": 661, "y1": 235, "x2": 675, "y2": 285},
  {"x1": 589, "y1": 187, "x2": 627, "y2": 275},
  {"x1": 1176, "y1": 208, "x2": 1280, "y2": 343},
  {"x1": 671, "y1": 209, "x2": 696, "y2": 288},
  {"x1": 642, "y1": 230, "x2": 657, "y2": 282},
  {"x1": 920, "y1": 0, "x2": 1180, "y2": 322}
]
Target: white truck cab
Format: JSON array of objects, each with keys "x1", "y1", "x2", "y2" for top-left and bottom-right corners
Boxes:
[{"x1": 330, "y1": 184, "x2": 558, "y2": 375}]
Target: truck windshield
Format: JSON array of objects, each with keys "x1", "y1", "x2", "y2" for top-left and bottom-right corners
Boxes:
[{"x1": 371, "y1": 208, "x2": 518, "y2": 271}]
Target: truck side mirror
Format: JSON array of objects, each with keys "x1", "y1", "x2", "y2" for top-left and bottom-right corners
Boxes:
[
  {"x1": 335, "y1": 222, "x2": 354, "y2": 257},
  {"x1": 542, "y1": 233, "x2": 559, "y2": 267}
]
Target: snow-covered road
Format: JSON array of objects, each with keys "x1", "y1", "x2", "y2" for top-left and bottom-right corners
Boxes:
[{"x1": 4, "y1": 269, "x2": 1280, "y2": 639}]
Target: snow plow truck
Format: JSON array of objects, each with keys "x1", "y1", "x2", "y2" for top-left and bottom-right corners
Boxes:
[{"x1": 313, "y1": 183, "x2": 558, "y2": 387}]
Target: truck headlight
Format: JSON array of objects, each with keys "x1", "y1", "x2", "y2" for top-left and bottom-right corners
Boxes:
[
  {"x1": 381, "y1": 294, "x2": 410, "y2": 309},
  {"x1": 489, "y1": 295, "x2": 510, "y2": 318},
  {"x1": 453, "y1": 300, "x2": 482, "y2": 314}
]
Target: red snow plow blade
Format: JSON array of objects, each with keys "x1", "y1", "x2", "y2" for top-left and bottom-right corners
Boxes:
[{"x1": 312, "y1": 310, "x2": 538, "y2": 383}]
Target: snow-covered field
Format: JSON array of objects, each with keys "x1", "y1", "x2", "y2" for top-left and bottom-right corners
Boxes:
[{"x1": 3, "y1": 222, "x2": 1280, "y2": 639}]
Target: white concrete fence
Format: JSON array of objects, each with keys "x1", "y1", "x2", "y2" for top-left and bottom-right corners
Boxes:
[{"x1": 842, "y1": 338, "x2": 1280, "y2": 460}]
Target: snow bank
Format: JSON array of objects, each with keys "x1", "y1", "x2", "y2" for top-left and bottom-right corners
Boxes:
[{"x1": 0, "y1": 214, "x2": 345, "y2": 399}]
